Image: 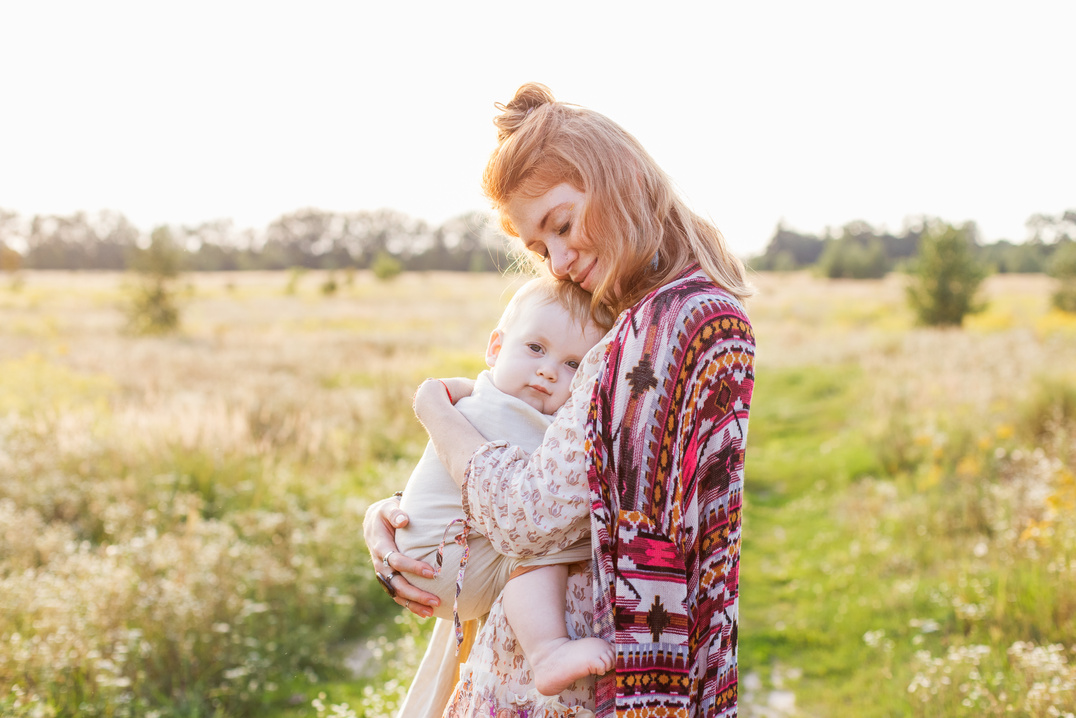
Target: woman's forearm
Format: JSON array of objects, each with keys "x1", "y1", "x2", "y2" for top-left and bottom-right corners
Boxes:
[
  {"x1": 460, "y1": 367, "x2": 596, "y2": 558},
  {"x1": 414, "y1": 378, "x2": 484, "y2": 486}
]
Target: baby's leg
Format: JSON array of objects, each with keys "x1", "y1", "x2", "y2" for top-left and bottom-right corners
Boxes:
[{"x1": 501, "y1": 564, "x2": 615, "y2": 696}]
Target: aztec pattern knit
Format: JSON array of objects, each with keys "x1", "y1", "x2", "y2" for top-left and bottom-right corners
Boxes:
[{"x1": 588, "y1": 268, "x2": 754, "y2": 717}]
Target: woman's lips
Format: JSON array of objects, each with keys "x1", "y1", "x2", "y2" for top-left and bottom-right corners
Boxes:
[{"x1": 574, "y1": 261, "x2": 594, "y2": 290}]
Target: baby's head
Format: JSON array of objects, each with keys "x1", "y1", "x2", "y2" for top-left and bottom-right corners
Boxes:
[{"x1": 486, "y1": 277, "x2": 607, "y2": 415}]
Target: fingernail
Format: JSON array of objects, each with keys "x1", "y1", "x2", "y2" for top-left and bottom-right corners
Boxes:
[
  {"x1": 423, "y1": 569, "x2": 435, "y2": 578},
  {"x1": 393, "y1": 516, "x2": 406, "y2": 527}
]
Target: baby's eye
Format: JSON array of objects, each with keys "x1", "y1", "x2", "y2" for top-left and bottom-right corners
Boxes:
[
  {"x1": 566, "y1": 360, "x2": 580, "y2": 370},
  {"x1": 527, "y1": 343, "x2": 544, "y2": 354}
]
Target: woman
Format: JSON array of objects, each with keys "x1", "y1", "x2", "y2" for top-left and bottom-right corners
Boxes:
[{"x1": 364, "y1": 83, "x2": 755, "y2": 717}]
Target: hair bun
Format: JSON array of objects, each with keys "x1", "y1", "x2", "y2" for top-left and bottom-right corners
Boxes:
[{"x1": 493, "y1": 82, "x2": 556, "y2": 141}]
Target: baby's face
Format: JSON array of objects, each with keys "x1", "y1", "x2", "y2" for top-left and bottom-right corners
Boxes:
[{"x1": 486, "y1": 300, "x2": 605, "y2": 415}]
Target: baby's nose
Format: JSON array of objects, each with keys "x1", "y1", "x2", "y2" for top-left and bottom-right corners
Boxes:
[{"x1": 538, "y1": 362, "x2": 557, "y2": 379}]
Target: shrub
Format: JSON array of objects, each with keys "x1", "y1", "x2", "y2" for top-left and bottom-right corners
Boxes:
[
  {"x1": 905, "y1": 221, "x2": 988, "y2": 326},
  {"x1": 818, "y1": 236, "x2": 888, "y2": 279},
  {"x1": 372, "y1": 251, "x2": 403, "y2": 281},
  {"x1": 285, "y1": 266, "x2": 306, "y2": 294},
  {"x1": 1047, "y1": 241, "x2": 1076, "y2": 312}
]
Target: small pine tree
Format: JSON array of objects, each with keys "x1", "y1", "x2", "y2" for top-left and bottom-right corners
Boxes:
[
  {"x1": 905, "y1": 221, "x2": 988, "y2": 326},
  {"x1": 126, "y1": 226, "x2": 182, "y2": 335},
  {"x1": 1048, "y1": 240, "x2": 1076, "y2": 312}
]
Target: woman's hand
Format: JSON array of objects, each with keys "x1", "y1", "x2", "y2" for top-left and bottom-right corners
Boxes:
[{"x1": 362, "y1": 496, "x2": 440, "y2": 618}]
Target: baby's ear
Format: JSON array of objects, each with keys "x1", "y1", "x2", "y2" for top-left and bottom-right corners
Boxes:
[{"x1": 485, "y1": 329, "x2": 504, "y2": 368}]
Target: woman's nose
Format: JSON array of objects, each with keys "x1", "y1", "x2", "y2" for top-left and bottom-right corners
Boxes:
[{"x1": 546, "y1": 239, "x2": 575, "y2": 280}]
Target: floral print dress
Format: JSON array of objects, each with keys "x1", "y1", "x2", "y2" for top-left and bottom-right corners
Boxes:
[{"x1": 444, "y1": 332, "x2": 611, "y2": 717}]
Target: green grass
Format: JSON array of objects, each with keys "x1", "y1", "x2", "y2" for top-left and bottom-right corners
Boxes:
[
  {"x1": 741, "y1": 363, "x2": 947, "y2": 715},
  {"x1": 740, "y1": 357, "x2": 1076, "y2": 716},
  {"x1": 742, "y1": 365, "x2": 886, "y2": 696}
]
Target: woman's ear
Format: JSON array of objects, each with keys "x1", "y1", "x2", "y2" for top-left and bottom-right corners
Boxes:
[{"x1": 485, "y1": 329, "x2": 504, "y2": 368}]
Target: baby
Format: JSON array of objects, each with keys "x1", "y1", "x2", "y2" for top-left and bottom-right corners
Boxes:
[{"x1": 396, "y1": 276, "x2": 614, "y2": 696}]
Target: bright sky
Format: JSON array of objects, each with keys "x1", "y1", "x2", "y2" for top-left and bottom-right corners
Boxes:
[{"x1": 2, "y1": 1, "x2": 1073, "y2": 256}]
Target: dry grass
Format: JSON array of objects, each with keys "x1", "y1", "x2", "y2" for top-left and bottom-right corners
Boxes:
[
  {"x1": 0, "y1": 270, "x2": 525, "y2": 716},
  {"x1": 1, "y1": 269, "x2": 1074, "y2": 717}
]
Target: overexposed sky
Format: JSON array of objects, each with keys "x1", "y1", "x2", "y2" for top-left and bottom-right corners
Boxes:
[{"x1": 2, "y1": 1, "x2": 1073, "y2": 256}]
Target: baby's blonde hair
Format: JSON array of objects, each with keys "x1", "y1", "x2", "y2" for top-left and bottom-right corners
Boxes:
[
  {"x1": 498, "y1": 275, "x2": 610, "y2": 337},
  {"x1": 483, "y1": 83, "x2": 754, "y2": 320}
]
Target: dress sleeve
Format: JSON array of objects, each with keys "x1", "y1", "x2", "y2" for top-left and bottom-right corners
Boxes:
[{"x1": 459, "y1": 338, "x2": 607, "y2": 559}]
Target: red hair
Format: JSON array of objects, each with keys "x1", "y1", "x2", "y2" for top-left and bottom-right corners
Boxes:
[{"x1": 482, "y1": 83, "x2": 754, "y2": 319}]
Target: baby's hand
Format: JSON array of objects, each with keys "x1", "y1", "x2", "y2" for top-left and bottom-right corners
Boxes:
[{"x1": 440, "y1": 377, "x2": 475, "y2": 403}]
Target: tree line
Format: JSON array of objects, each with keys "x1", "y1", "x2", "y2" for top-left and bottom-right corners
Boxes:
[
  {"x1": 749, "y1": 210, "x2": 1076, "y2": 278},
  {"x1": 4, "y1": 205, "x2": 1074, "y2": 284},
  {"x1": 0, "y1": 207, "x2": 510, "y2": 273},
  {"x1": 750, "y1": 210, "x2": 1076, "y2": 321}
]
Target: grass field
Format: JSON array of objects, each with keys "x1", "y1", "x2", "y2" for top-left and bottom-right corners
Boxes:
[{"x1": 1, "y1": 270, "x2": 1074, "y2": 717}]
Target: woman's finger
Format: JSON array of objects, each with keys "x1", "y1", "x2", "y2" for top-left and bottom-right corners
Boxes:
[
  {"x1": 384, "y1": 550, "x2": 437, "y2": 580},
  {"x1": 363, "y1": 498, "x2": 407, "y2": 571},
  {"x1": 363, "y1": 496, "x2": 439, "y2": 617},
  {"x1": 365, "y1": 501, "x2": 437, "y2": 579},
  {"x1": 389, "y1": 575, "x2": 442, "y2": 618}
]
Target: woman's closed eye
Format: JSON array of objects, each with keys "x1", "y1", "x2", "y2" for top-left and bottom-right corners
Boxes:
[{"x1": 557, "y1": 222, "x2": 570, "y2": 236}]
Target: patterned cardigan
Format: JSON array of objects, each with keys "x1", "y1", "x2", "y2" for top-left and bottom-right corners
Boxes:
[
  {"x1": 588, "y1": 270, "x2": 754, "y2": 717},
  {"x1": 449, "y1": 268, "x2": 754, "y2": 717}
]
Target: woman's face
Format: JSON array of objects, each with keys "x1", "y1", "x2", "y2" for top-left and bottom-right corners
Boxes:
[{"x1": 504, "y1": 184, "x2": 606, "y2": 293}]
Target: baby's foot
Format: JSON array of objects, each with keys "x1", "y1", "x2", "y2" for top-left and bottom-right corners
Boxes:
[{"x1": 531, "y1": 637, "x2": 616, "y2": 696}]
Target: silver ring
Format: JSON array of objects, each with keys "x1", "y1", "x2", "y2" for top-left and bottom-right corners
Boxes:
[
  {"x1": 381, "y1": 550, "x2": 396, "y2": 568},
  {"x1": 403, "y1": 599, "x2": 411, "y2": 610},
  {"x1": 376, "y1": 571, "x2": 398, "y2": 598}
]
